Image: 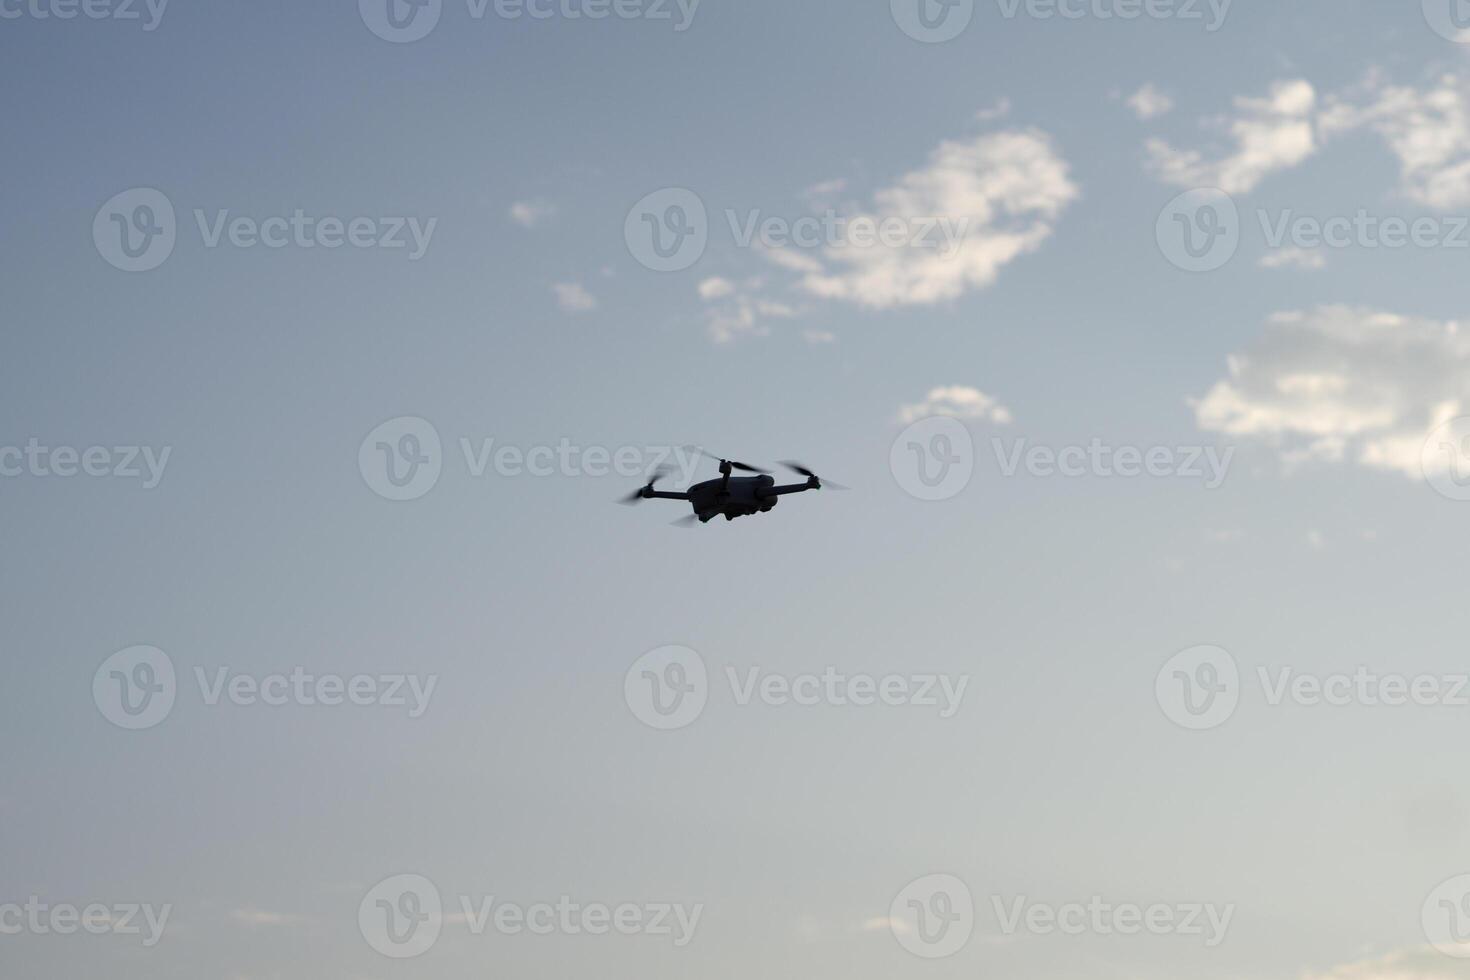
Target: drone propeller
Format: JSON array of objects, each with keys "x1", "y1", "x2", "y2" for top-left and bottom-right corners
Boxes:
[
  {"x1": 669, "y1": 514, "x2": 700, "y2": 528},
  {"x1": 779, "y1": 461, "x2": 849, "y2": 491},
  {"x1": 684, "y1": 446, "x2": 769, "y2": 474},
  {"x1": 617, "y1": 466, "x2": 671, "y2": 505}
]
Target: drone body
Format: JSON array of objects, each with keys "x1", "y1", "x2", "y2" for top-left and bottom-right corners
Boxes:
[{"x1": 621, "y1": 449, "x2": 843, "y2": 526}]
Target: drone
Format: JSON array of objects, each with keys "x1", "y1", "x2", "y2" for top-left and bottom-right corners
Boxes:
[{"x1": 620, "y1": 447, "x2": 846, "y2": 526}]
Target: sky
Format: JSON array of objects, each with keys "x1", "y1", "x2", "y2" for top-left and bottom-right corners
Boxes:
[{"x1": 6, "y1": 0, "x2": 1470, "y2": 978}]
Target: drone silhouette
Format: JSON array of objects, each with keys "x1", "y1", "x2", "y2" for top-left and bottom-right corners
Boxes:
[{"x1": 620, "y1": 447, "x2": 846, "y2": 526}]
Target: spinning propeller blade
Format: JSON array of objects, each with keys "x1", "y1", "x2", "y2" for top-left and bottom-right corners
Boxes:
[
  {"x1": 684, "y1": 446, "x2": 769, "y2": 474},
  {"x1": 669, "y1": 514, "x2": 700, "y2": 528},
  {"x1": 617, "y1": 466, "x2": 671, "y2": 505},
  {"x1": 779, "y1": 461, "x2": 848, "y2": 491}
]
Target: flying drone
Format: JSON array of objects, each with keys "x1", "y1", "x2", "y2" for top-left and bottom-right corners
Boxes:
[{"x1": 620, "y1": 447, "x2": 846, "y2": 526}]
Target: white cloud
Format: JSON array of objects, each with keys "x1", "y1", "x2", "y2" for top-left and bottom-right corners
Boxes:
[
  {"x1": 1126, "y1": 83, "x2": 1174, "y2": 120},
  {"x1": 1302, "y1": 945, "x2": 1470, "y2": 979},
  {"x1": 1146, "y1": 79, "x2": 1318, "y2": 194},
  {"x1": 230, "y1": 908, "x2": 301, "y2": 927},
  {"x1": 1259, "y1": 246, "x2": 1327, "y2": 270},
  {"x1": 790, "y1": 128, "x2": 1078, "y2": 309},
  {"x1": 509, "y1": 199, "x2": 556, "y2": 228},
  {"x1": 1192, "y1": 305, "x2": 1470, "y2": 477},
  {"x1": 802, "y1": 329, "x2": 837, "y2": 345},
  {"x1": 553, "y1": 282, "x2": 597, "y2": 313},
  {"x1": 697, "y1": 276, "x2": 735, "y2": 299},
  {"x1": 975, "y1": 96, "x2": 1012, "y2": 122},
  {"x1": 697, "y1": 277, "x2": 797, "y2": 343},
  {"x1": 898, "y1": 385, "x2": 1013, "y2": 425},
  {"x1": 1320, "y1": 73, "x2": 1470, "y2": 209}
]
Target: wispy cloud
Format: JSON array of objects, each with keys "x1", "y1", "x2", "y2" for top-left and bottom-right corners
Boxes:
[
  {"x1": 898, "y1": 385, "x2": 1013, "y2": 425},
  {"x1": 786, "y1": 127, "x2": 1078, "y2": 309},
  {"x1": 1259, "y1": 246, "x2": 1327, "y2": 270},
  {"x1": 1126, "y1": 83, "x2": 1174, "y2": 120},
  {"x1": 553, "y1": 282, "x2": 598, "y2": 313},
  {"x1": 1192, "y1": 305, "x2": 1470, "y2": 477},
  {"x1": 1146, "y1": 79, "x2": 1318, "y2": 194},
  {"x1": 509, "y1": 199, "x2": 557, "y2": 229}
]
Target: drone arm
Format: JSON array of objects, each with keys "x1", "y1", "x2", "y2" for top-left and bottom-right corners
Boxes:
[
  {"x1": 645, "y1": 490, "x2": 690, "y2": 500},
  {"x1": 758, "y1": 481, "x2": 818, "y2": 498}
]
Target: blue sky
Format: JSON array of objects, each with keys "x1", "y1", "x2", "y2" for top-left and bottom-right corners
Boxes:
[{"x1": 7, "y1": 1, "x2": 1470, "y2": 978}]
